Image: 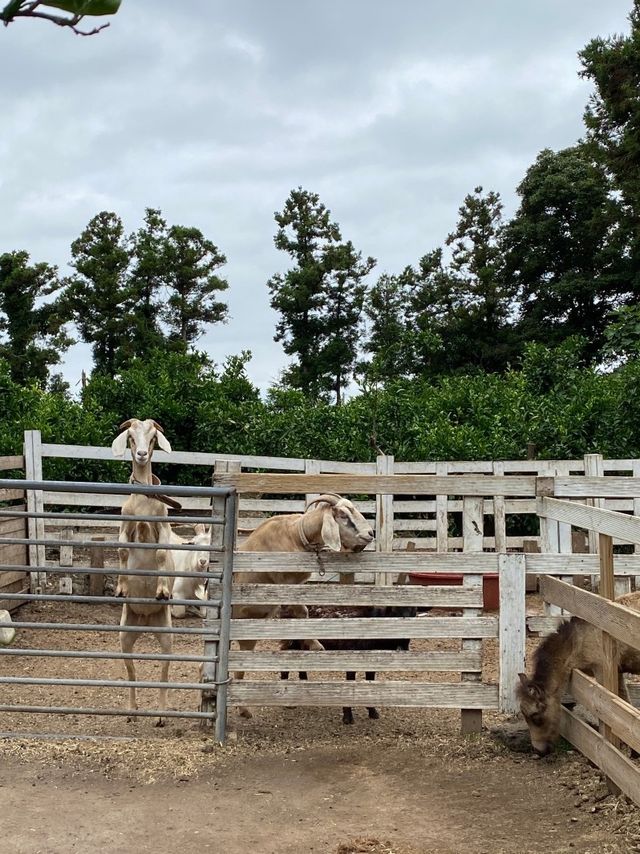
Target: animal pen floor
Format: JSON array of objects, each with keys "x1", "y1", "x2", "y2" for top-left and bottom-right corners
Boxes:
[{"x1": 2, "y1": 598, "x2": 640, "y2": 853}]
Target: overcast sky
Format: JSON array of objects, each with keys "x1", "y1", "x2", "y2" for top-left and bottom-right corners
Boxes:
[{"x1": 0, "y1": 0, "x2": 633, "y2": 395}]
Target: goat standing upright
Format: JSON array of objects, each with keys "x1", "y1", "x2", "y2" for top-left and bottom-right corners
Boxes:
[{"x1": 111, "y1": 418, "x2": 176, "y2": 725}]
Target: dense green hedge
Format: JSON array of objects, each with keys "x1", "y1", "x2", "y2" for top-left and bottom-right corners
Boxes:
[{"x1": 1, "y1": 343, "x2": 639, "y2": 485}]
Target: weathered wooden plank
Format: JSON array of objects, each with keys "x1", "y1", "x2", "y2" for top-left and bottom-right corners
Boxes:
[
  {"x1": 228, "y1": 680, "x2": 499, "y2": 709},
  {"x1": 0, "y1": 516, "x2": 28, "y2": 536},
  {"x1": 538, "y1": 497, "x2": 640, "y2": 546},
  {"x1": 0, "y1": 456, "x2": 24, "y2": 471},
  {"x1": 0, "y1": 489, "x2": 25, "y2": 501},
  {"x1": 230, "y1": 583, "x2": 482, "y2": 607},
  {"x1": 0, "y1": 576, "x2": 29, "y2": 611},
  {"x1": 541, "y1": 577, "x2": 640, "y2": 649},
  {"x1": 228, "y1": 552, "x2": 500, "y2": 572},
  {"x1": 0, "y1": 570, "x2": 29, "y2": 587},
  {"x1": 42, "y1": 443, "x2": 307, "y2": 471},
  {"x1": 525, "y1": 554, "x2": 640, "y2": 574},
  {"x1": 0, "y1": 544, "x2": 28, "y2": 568},
  {"x1": 526, "y1": 615, "x2": 567, "y2": 635},
  {"x1": 555, "y1": 476, "x2": 640, "y2": 499},
  {"x1": 570, "y1": 670, "x2": 640, "y2": 755},
  {"x1": 560, "y1": 706, "x2": 640, "y2": 808},
  {"x1": 213, "y1": 473, "x2": 539, "y2": 496},
  {"x1": 499, "y1": 553, "x2": 526, "y2": 713},
  {"x1": 393, "y1": 519, "x2": 437, "y2": 532},
  {"x1": 229, "y1": 615, "x2": 498, "y2": 641},
  {"x1": 228, "y1": 649, "x2": 482, "y2": 672}
]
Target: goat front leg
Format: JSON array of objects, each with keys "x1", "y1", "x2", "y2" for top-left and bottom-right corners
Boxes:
[
  {"x1": 120, "y1": 606, "x2": 138, "y2": 721},
  {"x1": 286, "y1": 603, "x2": 323, "y2": 651},
  {"x1": 365, "y1": 671, "x2": 379, "y2": 720},
  {"x1": 343, "y1": 671, "x2": 355, "y2": 725},
  {"x1": 154, "y1": 548, "x2": 171, "y2": 601},
  {"x1": 154, "y1": 607, "x2": 173, "y2": 727},
  {"x1": 115, "y1": 547, "x2": 130, "y2": 597}
]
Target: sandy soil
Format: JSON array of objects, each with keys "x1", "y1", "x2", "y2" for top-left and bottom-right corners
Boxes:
[{"x1": 2, "y1": 595, "x2": 640, "y2": 853}]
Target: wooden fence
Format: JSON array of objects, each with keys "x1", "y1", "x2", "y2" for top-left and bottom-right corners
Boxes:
[
  {"x1": 538, "y1": 496, "x2": 640, "y2": 805},
  {"x1": 5, "y1": 432, "x2": 640, "y2": 737},
  {"x1": 0, "y1": 454, "x2": 28, "y2": 611}
]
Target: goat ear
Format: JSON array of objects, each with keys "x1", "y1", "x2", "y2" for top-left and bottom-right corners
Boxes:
[
  {"x1": 111, "y1": 429, "x2": 130, "y2": 458},
  {"x1": 194, "y1": 524, "x2": 206, "y2": 535},
  {"x1": 321, "y1": 509, "x2": 342, "y2": 552},
  {"x1": 518, "y1": 672, "x2": 530, "y2": 689},
  {"x1": 155, "y1": 431, "x2": 172, "y2": 453}
]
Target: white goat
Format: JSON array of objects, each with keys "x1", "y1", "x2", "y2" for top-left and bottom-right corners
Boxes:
[
  {"x1": 233, "y1": 493, "x2": 375, "y2": 718},
  {"x1": 111, "y1": 418, "x2": 176, "y2": 725},
  {"x1": 118, "y1": 516, "x2": 174, "y2": 723},
  {"x1": 170, "y1": 524, "x2": 211, "y2": 619},
  {"x1": 111, "y1": 418, "x2": 174, "y2": 599},
  {"x1": 0, "y1": 609, "x2": 15, "y2": 646}
]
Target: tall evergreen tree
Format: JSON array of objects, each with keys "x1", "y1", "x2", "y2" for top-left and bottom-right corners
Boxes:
[
  {"x1": 160, "y1": 225, "x2": 228, "y2": 350},
  {"x1": 362, "y1": 271, "x2": 414, "y2": 383},
  {"x1": 0, "y1": 251, "x2": 72, "y2": 386},
  {"x1": 317, "y1": 240, "x2": 375, "y2": 403},
  {"x1": 63, "y1": 211, "x2": 133, "y2": 375},
  {"x1": 503, "y1": 146, "x2": 632, "y2": 360},
  {"x1": 128, "y1": 207, "x2": 168, "y2": 356},
  {"x1": 269, "y1": 188, "x2": 374, "y2": 402}
]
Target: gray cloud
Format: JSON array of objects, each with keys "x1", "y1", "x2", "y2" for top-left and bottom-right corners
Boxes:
[{"x1": 0, "y1": 0, "x2": 633, "y2": 393}]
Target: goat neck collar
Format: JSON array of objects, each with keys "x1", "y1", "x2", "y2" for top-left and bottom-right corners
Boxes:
[
  {"x1": 129, "y1": 473, "x2": 182, "y2": 511},
  {"x1": 297, "y1": 514, "x2": 321, "y2": 552}
]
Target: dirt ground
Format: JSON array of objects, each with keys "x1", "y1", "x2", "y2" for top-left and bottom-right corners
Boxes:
[{"x1": 2, "y1": 596, "x2": 640, "y2": 853}]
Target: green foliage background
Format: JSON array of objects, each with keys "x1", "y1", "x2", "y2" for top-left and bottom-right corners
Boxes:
[{"x1": 2, "y1": 344, "x2": 639, "y2": 485}]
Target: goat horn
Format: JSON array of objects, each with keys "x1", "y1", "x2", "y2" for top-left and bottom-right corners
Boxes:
[
  {"x1": 151, "y1": 420, "x2": 165, "y2": 433},
  {"x1": 118, "y1": 419, "x2": 133, "y2": 430},
  {"x1": 305, "y1": 493, "x2": 343, "y2": 510}
]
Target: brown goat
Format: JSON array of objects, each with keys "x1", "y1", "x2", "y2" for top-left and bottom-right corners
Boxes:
[
  {"x1": 233, "y1": 493, "x2": 375, "y2": 719},
  {"x1": 517, "y1": 591, "x2": 640, "y2": 755}
]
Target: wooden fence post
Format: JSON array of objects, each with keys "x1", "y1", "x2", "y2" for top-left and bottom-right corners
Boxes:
[
  {"x1": 599, "y1": 532, "x2": 622, "y2": 789},
  {"x1": 461, "y1": 496, "x2": 483, "y2": 733},
  {"x1": 58, "y1": 526, "x2": 73, "y2": 594},
  {"x1": 492, "y1": 461, "x2": 506, "y2": 554},
  {"x1": 633, "y1": 460, "x2": 640, "y2": 592},
  {"x1": 24, "y1": 429, "x2": 45, "y2": 591},
  {"x1": 584, "y1": 453, "x2": 604, "y2": 592},
  {"x1": 375, "y1": 454, "x2": 394, "y2": 586},
  {"x1": 539, "y1": 465, "x2": 561, "y2": 616},
  {"x1": 435, "y1": 461, "x2": 448, "y2": 553},
  {"x1": 499, "y1": 553, "x2": 526, "y2": 713}
]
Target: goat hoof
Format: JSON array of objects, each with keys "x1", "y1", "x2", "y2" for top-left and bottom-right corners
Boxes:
[
  {"x1": 342, "y1": 716, "x2": 354, "y2": 725},
  {"x1": 155, "y1": 718, "x2": 165, "y2": 728},
  {"x1": 368, "y1": 708, "x2": 380, "y2": 720}
]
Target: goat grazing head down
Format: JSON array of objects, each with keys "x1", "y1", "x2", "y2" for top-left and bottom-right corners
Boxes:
[
  {"x1": 111, "y1": 418, "x2": 172, "y2": 465},
  {"x1": 305, "y1": 493, "x2": 374, "y2": 552}
]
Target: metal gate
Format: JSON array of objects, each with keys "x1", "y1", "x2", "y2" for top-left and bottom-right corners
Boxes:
[{"x1": 0, "y1": 478, "x2": 237, "y2": 742}]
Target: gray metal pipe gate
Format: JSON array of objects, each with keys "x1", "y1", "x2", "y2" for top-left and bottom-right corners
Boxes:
[{"x1": 0, "y1": 478, "x2": 237, "y2": 742}]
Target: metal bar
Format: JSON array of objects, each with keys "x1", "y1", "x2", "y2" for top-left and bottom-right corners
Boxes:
[
  {"x1": 0, "y1": 676, "x2": 210, "y2": 690},
  {"x1": 0, "y1": 592, "x2": 221, "y2": 607},
  {"x1": 0, "y1": 704, "x2": 215, "y2": 719},
  {"x1": 0, "y1": 648, "x2": 214, "y2": 663},
  {"x1": 8, "y1": 621, "x2": 220, "y2": 636},
  {"x1": 0, "y1": 509, "x2": 224, "y2": 525},
  {"x1": 0, "y1": 478, "x2": 233, "y2": 499},
  {"x1": 0, "y1": 537, "x2": 223, "y2": 552},
  {"x1": 215, "y1": 490, "x2": 237, "y2": 742},
  {"x1": 0, "y1": 563, "x2": 222, "y2": 580}
]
